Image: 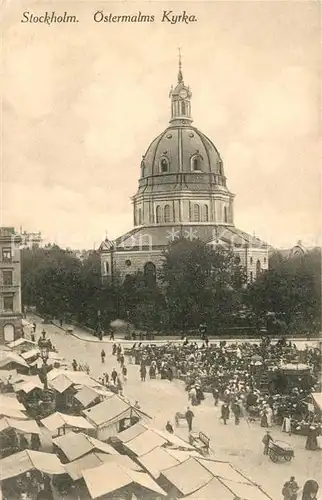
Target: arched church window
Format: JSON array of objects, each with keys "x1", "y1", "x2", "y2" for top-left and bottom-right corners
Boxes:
[
  {"x1": 164, "y1": 205, "x2": 171, "y2": 223},
  {"x1": 224, "y1": 207, "x2": 228, "y2": 223},
  {"x1": 160, "y1": 157, "x2": 169, "y2": 173},
  {"x1": 144, "y1": 261, "x2": 156, "y2": 286},
  {"x1": 256, "y1": 260, "x2": 261, "y2": 277},
  {"x1": 181, "y1": 101, "x2": 186, "y2": 115},
  {"x1": 103, "y1": 261, "x2": 109, "y2": 275},
  {"x1": 156, "y1": 206, "x2": 161, "y2": 224},
  {"x1": 203, "y1": 205, "x2": 209, "y2": 222},
  {"x1": 218, "y1": 162, "x2": 223, "y2": 176},
  {"x1": 191, "y1": 155, "x2": 202, "y2": 172},
  {"x1": 193, "y1": 204, "x2": 200, "y2": 222}
]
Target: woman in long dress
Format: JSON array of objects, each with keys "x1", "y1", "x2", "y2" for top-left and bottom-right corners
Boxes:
[{"x1": 266, "y1": 405, "x2": 273, "y2": 427}]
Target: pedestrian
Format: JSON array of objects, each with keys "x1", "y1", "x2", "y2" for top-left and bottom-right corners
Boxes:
[
  {"x1": 33, "y1": 322, "x2": 36, "y2": 333},
  {"x1": 72, "y1": 359, "x2": 78, "y2": 371},
  {"x1": 120, "y1": 354, "x2": 125, "y2": 369},
  {"x1": 166, "y1": 421, "x2": 174, "y2": 434},
  {"x1": 122, "y1": 365, "x2": 127, "y2": 382},
  {"x1": 221, "y1": 403, "x2": 230, "y2": 425},
  {"x1": 109, "y1": 330, "x2": 115, "y2": 341},
  {"x1": 111, "y1": 369, "x2": 118, "y2": 384},
  {"x1": 59, "y1": 318, "x2": 63, "y2": 328},
  {"x1": 262, "y1": 430, "x2": 273, "y2": 455},
  {"x1": 185, "y1": 407, "x2": 194, "y2": 432},
  {"x1": 31, "y1": 433, "x2": 41, "y2": 451},
  {"x1": 116, "y1": 376, "x2": 123, "y2": 395},
  {"x1": 302, "y1": 479, "x2": 319, "y2": 500},
  {"x1": 112, "y1": 343, "x2": 117, "y2": 356},
  {"x1": 104, "y1": 372, "x2": 109, "y2": 385},
  {"x1": 140, "y1": 364, "x2": 146, "y2": 382},
  {"x1": 134, "y1": 400, "x2": 141, "y2": 409},
  {"x1": 305, "y1": 425, "x2": 318, "y2": 451},
  {"x1": 101, "y1": 349, "x2": 106, "y2": 363},
  {"x1": 232, "y1": 401, "x2": 242, "y2": 425},
  {"x1": 212, "y1": 387, "x2": 219, "y2": 406},
  {"x1": 282, "y1": 476, "x2": 299, "y2": 500}
]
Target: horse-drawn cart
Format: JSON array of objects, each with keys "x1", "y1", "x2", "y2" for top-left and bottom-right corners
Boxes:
[{"x1": 269, "y1": 440, "x2": 294, "y2": 463}]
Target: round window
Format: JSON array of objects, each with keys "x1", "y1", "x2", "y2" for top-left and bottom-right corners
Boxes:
[{"x1": 125, "y1": 259, "x2": 131, "y2": 267}]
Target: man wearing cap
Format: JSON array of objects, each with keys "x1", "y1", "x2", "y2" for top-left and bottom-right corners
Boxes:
[{"x1": 282, "y1": 476, "x2": 299, "y2": 500}]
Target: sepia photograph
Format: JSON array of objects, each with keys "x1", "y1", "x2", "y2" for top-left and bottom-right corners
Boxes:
[{"x1": 1, "y1": 1, "x2": 321, "y2": 499}]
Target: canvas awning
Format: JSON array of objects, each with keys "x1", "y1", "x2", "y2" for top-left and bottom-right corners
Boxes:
[
  {"x1": 74, "y1": 386, "x2": 101, "y2": 408},
  {"x1": 53, "y1": 431, "x2": 118, "y2": 461},
  {"x1": 0, "y1": 352, "x2": 29, "y2": 369},
  {"x1": 14, "y1": 381, "x2": 43, "y2": 394},
  {"x1": 21, "y1": 348, "x2": 40, "y2": 361},
  {"x1": 0, "y1": 417, "x2": 40, "y2": 435},
  {"x1": 124, "y1": 429, "x2": 167, "y2": 456},
  {"x1": 0, "y1": 450, "x2": 65, "y2": 480},
  {"x1": 184, "y1": 477, "x2": 235, "y2": 499},
  {"x1": 0, "y1": 394, "x2": 25, "y2": 411},
  {"x1": 161, "y1": 457, "x2": 213, "y2": 496},
  {"x1": 41, "y1": 412, "x2": 94, "y2": 433},
  {"x1": 49, "y1": 374, "x2": 74, "y2": 394},
  {"x1": 0, "y1": 407, "x2": 27, "y2": 420},
  {"x1": 65, "y1": 452, "x2": 142, "y2": 481},
  {"x1": 117, "y1": 422, "x2": 146, "y2": 443},
  {"x1": 196, "y1": 458, "x2": 253, "y2": 485},
  {"x1": 312, "y1": 393, "x2": 322, "y2": 411},
  {"x1": 8, "y1": 338, "x2": 35, "y2": 350},
  {"x1": 47, "y1": 369, "x2": 99, "y2": 388},
  {"x1": 82, "y1": 462, "x2": 166, "y2": 499},
  {"x1": 83, "y1": 395, "x2": 141, "y2": 427},
  {"x1": 138, "y1": 446, "x2": 181, "y2": 478}
]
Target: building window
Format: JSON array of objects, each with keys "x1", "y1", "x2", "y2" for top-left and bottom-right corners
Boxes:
[
  {"x1": 224, "y1": 207, "x2": 228, "y2": 223},
  {"x1": 156, "y1": 206, "x2": 161, "y2": 224},
  {"x1": 191, "y1": 155, "x2": 202, "y2": 172},
  {"x1": 125, "y1": 259, "x2": 131, "y2": 267},
  {"x1": 235, "y1": 256, "x2": 241, "y2": 265},
  {"x1": 138, "y1": 209, "x2": 142, "y2": 225},
  {"x1": 144, "y1": 262, "x2": 156, "y2": 285},
  {"x1": 2, "y1": 270, "x2": 13, "y2": 286},
  {"x1": 164, "y1": 205, "x2": 171, "y2": 223},
  {"x1": 2, "y1": 248, "x2": 12, "y2": 263},
  {"x1": 218, "y1": 162, "x2": 223, "y2": 176},
  {"x1": 181, "y1": 101, "x2": 186, "y2": 115},
  {"x1": 250, "y1": 257, "x2": 253, "y2": 265},
  {"x1": 141, "y1": 159, "x2": 145, "y2": 177},
  {"x1": 203, "y1": 205, "x2": 209, "y2": 222},
  {"x1": 264, "y1": 257, "x2": 267, "y2": 264},
  {"x1": 160, "y1": 158, "x2": 169, "y2": 173},
  {"x1": 250, "y1": 271, "x2": 253, "y2": 283},
  {"x1": 3, "y1": 295, "x2": 14, "y2": 311},
  {"x1": 193, "y1": 204, "x2": 200, "y2": 222},
  {"x1": 256, "y1": 260, "x2": 261, "y2": 277},
  {"x1": 103, "y1": 261, "x2": 109, "y2": 275}
]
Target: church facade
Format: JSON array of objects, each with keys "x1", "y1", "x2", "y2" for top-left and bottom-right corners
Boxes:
[{"x1": 100, "y1": 60, "x2": 269, "y2": 282}]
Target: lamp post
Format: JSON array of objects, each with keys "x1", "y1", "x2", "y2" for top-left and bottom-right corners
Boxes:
[{"x1": 38, "y1": 330, "x2": 51, "y2": 390}]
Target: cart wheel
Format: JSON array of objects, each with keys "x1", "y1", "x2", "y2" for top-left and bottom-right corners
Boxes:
[
  {"x1": 269, "y1": 450, "x2": 278, "y2": 463},
  {"x1": 284, "y1": 455, "x2": 292, "y2": 462}
]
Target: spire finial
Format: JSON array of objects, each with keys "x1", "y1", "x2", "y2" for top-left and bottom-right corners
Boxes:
[{"x1": 178, "y1": 47, "x2": 183, "y2": 83}]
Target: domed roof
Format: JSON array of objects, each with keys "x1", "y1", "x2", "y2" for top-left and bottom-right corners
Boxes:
[{"x1": 141, "y1": 125, "x2": 223, "y2": 178}]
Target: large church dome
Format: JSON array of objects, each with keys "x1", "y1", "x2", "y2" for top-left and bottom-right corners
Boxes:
[
  {"x1": 132, "y1": 55, "x2": 234, "y2": 227},
  {"x1": 142, "y1": 125, "x2": 224, "y2": 179}
]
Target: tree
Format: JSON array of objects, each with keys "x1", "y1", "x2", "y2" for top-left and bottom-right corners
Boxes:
[
  {"x1": 246, "y1": 249, "x2": 321, "y2": 333},
  {"x1": 159, "y1": 238, "x2": 245, "y2": 331}
]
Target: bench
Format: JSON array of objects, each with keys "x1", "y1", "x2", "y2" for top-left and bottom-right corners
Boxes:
[{"x1": 189, "y1": 431, "x2": 210, "y2": 455}]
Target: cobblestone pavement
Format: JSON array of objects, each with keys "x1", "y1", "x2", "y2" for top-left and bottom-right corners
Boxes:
[{"x1": 29, "y1": 315, "x2": 321, "y2": 499}]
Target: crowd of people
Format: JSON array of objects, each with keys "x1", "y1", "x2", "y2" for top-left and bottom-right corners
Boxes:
[{"x1": 124, "y1": 337, "x2": 321, "y2": 440}]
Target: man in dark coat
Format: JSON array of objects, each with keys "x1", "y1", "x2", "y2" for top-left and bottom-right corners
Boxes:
[
  {"x1": 185, "y1": 407, "x2": 194, "y2": 432},
  {"x1": 221, "y1": 403, "x2": 230, "y2": 425},
  {"x1": 262, "y1": 430, "x2": 273, "y2": 455},
  {"x1": 282, "y1": 476, "x2": 299, "y2": 500}
]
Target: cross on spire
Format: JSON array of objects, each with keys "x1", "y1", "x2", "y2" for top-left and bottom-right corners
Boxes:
[{"x1": 178, "y1": 47, "x2": 183, "y2": 83}]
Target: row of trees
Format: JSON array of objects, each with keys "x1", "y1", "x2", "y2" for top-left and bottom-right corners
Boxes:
[{"x1": 21, "y1": 240, "x2": 321, "y2": 335}]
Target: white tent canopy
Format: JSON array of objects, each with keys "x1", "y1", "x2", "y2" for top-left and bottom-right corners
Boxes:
[{"x1": 0, "y1": 450, "x2": 65, "y2": 480}]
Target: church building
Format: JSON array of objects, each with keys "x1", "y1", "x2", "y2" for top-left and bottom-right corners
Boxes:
[{"x1": 100, "y1": 58, "x2": 269, "y2": 283}]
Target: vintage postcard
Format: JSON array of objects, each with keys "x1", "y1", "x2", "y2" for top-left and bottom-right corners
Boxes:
[{"x1": 1, "y1": 1, "x2": 321, "y2": 500}]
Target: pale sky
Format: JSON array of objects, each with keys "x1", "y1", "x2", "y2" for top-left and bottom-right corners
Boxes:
[{"x1": 2, "y1": 1, "x2": 321, "y2": 249}]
